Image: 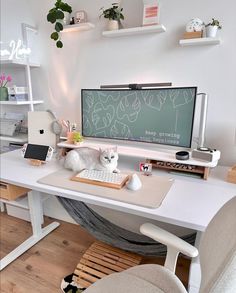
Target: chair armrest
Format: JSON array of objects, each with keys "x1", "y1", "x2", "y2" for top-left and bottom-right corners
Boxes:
[{"x1": 140, "y1": 223, "x2": 198, "y2": 258}]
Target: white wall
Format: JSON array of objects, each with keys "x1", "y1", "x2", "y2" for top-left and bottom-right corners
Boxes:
[
  {"x1": 0, "y1": 0, "x2": 35, "y2": 42},
  {"x1": 27, "y1": 0, "x2": 236, "y2": 165},
  {"x1": 1, "y1": 0, "x2": 236, "y2": 231},
  {"x1": 1, "y1": 0, "x2": 235, "y2": 163}
]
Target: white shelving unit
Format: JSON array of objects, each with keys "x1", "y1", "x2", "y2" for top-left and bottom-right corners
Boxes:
[
  {"x1": 0, "y1": 133, "x2": 28, "y2": 143},
  {"x1": 0, "y1": 100, "x2": 43, "y2": 105},
  {"x1": 0, "y1": 59, "x2": 42, "y2": 143},
  {"x1": 62, "y1": 22, "x2": 95, "y2": 33},
  {"x1": 102, "y1": 24, "x2": 166, "y2": 38},
  {"x1": 1, "y1": 59, "x2": 40, "y2": 68},
  {"x1": 179, "y1": 37, "x2": 221, "y2": 47},
  {"x1": 0, "y1": 25, "x2": 43, "y2": 145}
]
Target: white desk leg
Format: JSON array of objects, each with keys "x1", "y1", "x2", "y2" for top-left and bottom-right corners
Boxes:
[
  {"x1": 188, "y1": 231, "x2": 202, "y2": 293},
  {"x1": 0, "y1": 201, "x2": 5, "y2": 212},
  {"x1": 0, "y1": 190, "x2": 60, "y2": 270}
]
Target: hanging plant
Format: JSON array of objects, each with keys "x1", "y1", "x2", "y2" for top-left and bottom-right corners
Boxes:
[{"x1": 47, "y1": 0, "x2": 72, "y2": 48}]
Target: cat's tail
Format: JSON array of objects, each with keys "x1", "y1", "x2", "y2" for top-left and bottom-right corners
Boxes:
[{"x1": 64, "y1": 150, "x2": 80, "y2": 172}]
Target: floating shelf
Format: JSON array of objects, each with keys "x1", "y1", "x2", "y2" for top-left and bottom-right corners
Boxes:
[
  {"x1": 0, "y1": 59, "x2": 40, "y2": 68},
  {"x1": 179, "y1": 37, "x2": 221, "y2": 46},
  {"x1": 102, "y1": 24, "x2": 166, "y2": 38},
  {"x1": 63, "y1": 22, "x2": 95, "y2": 33},
  {"x1": 0, "y1": 133, "x2": 28, "y2": 143},
  {"x1": 0, "y1": 100, "x2": 44, "y2": 105}
]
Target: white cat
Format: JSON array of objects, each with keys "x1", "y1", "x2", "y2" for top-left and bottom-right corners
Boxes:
[{"x1": 64, "y1": 147, "x2": 119, "y2": 173}]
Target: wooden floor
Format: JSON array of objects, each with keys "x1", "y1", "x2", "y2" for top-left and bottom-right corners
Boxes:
[{"x1": 0, "y1": 212, "x2": 190, "y2": 292}]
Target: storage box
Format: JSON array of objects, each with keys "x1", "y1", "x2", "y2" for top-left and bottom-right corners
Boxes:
[
  {"x1": 0, "y1": 181, "x2": 30, "y2": 200},
  {"x1": 6, "y1": 203, "x2": 31, "y2": 221},
  {"x1": 227, "y1": 165, "x2": 236, "y2": 184},
  {"x1": 183, "y1": 31, "x2": 203, "y2": 39},
  {"x1": 8, "y1": 94, "x2": 28, "y2": 101}
]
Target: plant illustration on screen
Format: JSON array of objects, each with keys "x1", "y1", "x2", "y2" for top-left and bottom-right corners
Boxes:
[
  {"x1": 82, "y1": 88, "x2": 196, "y2": 148},
  {"x1": 142, "y1": 90, "x2": 167, "y2": 111},
  {"x1": 92, "y1": 103, "x2": 115, "y2": 130},
  {"x1": 110, "y1": 120, "x2": 132, "y2": 138},
  {"x1": 117, "y1": 92, "x2": 141, "y2": 122}
]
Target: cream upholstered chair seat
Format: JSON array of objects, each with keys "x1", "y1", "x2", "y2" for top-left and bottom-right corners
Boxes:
[
  {"x1": 85, "y1": 264, "x2": 187, "y2": 293},
  {"x1": 84, "y1": 196, "x2": 236, "y2": 293}
]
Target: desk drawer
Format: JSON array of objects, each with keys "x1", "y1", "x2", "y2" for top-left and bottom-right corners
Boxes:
[{"x1": 0, "y1": 182, "x2": 30, "y2": 201}]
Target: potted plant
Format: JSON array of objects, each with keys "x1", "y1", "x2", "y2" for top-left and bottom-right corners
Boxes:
[
  {"x1": 0, "y1": 73, "x2": 12, "y2": 101},
  {"x1": 205, "y1": 18, "x2": 222, "y2": 38},
  {"x1": 72, "y1": 132, "x2": 83, "y2": 145},
  {"x1": 100, "y1": 3, "x2": 124, "y2": 31},
  {"x1": 47, "y1": 0, "x2": 72, "y2": 48}
]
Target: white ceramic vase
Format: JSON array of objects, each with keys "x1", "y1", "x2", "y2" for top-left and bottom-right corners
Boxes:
[
  {"x1": 107, "y1": 20, "x2": 119, "y2": 31},
  {"x1": 206, "y1": 25, "x2": 218, "y2": 38}
]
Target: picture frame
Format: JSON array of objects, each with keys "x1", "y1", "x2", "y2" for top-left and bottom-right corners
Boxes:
[
  {"x1": 75, "y1": 10, "x2": 87, "y2": 24},
  {"x1": 142, "y1": 1, "x2": 160, "y2": 26}
]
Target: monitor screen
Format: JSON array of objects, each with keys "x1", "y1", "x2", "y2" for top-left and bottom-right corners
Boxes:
[{"x1": 81, "y1": 87, "x2": 197, "y2": 148}]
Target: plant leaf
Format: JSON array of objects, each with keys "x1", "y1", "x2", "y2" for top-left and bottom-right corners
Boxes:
[
  {"x1": 47, "y1": 11, "x2": 57, "y2": 23},
  {"x1": 59, "y1": 2, "x2": 72, "y2": 13},
  {"x1": 55, "y1": 22, "x2": 63, "y2": 32},
  {"x1": 56, "y1": 10, "x2": 64, "y2": 19},
  {"x1": 56, "y1": 40, "x2": 63, "y2": 48},
  {"x1": 51, "y1": 32, "x2": 59, "y2": 40}
]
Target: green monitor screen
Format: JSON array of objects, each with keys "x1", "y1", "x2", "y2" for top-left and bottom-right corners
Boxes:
[{"x1": 81, "y1": 87, "x2": 197, "y2": 148}]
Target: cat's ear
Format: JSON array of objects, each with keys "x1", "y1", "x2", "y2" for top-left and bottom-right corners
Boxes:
[
  {"x1": 99, "y1": 148, "x2": 103, "y2": 153},
  {"x1": 113, "y1": 146, "x2": 117, "y2": 152}
]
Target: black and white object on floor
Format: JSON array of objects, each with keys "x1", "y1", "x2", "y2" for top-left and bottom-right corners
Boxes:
[{"x1": 61, "y1": 273, "x2": 85, "y2": 293}]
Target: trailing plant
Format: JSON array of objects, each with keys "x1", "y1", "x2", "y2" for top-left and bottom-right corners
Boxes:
[
  {"x1": 47, "y1": 0, "x2": 72, "y2": 48},
  {"x1": 206, "y1": 18, "x2": 222, "y2": 29},
  {"x1": 100, "y1": 3, "x2": 124, "y2": 21}
]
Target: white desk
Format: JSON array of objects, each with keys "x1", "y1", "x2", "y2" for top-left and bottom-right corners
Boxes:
[{"x1": 0, "y1": 150, "x2": 235, "y2": 292}]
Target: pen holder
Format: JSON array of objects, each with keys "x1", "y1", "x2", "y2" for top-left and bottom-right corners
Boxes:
[{"x1": 66, "y1": 132, "x2": 74, "y2": 144}]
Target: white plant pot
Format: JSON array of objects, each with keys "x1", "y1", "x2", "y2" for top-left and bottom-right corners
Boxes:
[
  {"x1": 107, "y1": 20, "x2": 119, "y2": 31},
  {"x1": 63, "y1": 12, "x2": 71, "y2": 25},
  {"x1": 206, "y1": 26, "x2": 218, "y2": 38}
]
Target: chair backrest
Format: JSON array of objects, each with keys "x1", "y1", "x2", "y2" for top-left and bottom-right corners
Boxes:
[{"x1": 199, "y1": 196, "x2": 236, "y2": 293}]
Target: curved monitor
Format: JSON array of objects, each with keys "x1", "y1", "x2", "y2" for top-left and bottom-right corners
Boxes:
[{"x1": 81, "y1": 87, "x2": 197, "y2": 148}]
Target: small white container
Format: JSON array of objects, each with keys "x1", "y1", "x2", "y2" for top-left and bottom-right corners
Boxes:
[
  {"x1": 107, "y1": 20, "x2": 119, "y2": 31},
  {"x1": 206, "y1": 25, "x2": 218, "y2": 38}
]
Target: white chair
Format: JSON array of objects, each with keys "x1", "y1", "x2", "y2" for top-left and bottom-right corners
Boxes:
[{"x1": 84, "y1": 196, "x2": 236, "y2": 293}]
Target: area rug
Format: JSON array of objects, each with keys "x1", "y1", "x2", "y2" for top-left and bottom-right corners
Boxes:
[{"x1": 61, "y1": 273, "x2": 85, "y2": 293}]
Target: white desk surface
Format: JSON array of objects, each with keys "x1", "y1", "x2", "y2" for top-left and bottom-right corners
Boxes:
[{"x1": 1, "y1": 150, "x2": 235, "y2": 232}]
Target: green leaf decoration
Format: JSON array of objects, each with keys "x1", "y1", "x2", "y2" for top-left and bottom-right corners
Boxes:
[
  {"x1": 47, "y1": 0, "x2": 73, "y2": 48},
  {"x1": 56, "y1": 10, "x2": 64, "y2": 19},
  {"x1": 59, "y1": 2, "x2": 72, "y2": 13},
  {"x1": 55, "y1": 22, "x2": 63, "y2": 32},
  {"x1": 47, "y1": 11, "x2": 57, "y2": 23},
  {"x1": 56, "y1": 40, "x2": 63, "y2": 48},
  {"x1": 51, "y1": 32, "x2": 59, "y2": 40}
]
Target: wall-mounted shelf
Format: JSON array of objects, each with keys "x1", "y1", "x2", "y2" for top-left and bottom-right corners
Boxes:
[
  {"x1": 0, "y1": 133, "x2": 28, "y2": 143},
  {"x1": 102, "y1": 24, "x2": 166, "y2": 38},
  {"x1": 62, "y1": 22, "x2": 95, "y2": 33},
  {"x1": 0, "y1": 59, "x2": 40, "y2": 68},
  {"x1": 0, "y1": 100, "x2": 43, "y2": 105},
  {"x1": 179, "y1": 37, "x2": 221, "y2": 47}
]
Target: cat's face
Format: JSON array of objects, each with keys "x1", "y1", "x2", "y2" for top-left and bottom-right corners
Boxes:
[{"x1": 99, "y1": 147, "x2": 118, "y2": 166}]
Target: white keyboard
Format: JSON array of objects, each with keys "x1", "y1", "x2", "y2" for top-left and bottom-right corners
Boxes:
[{"x1": 73, "y1": 169, "x2": 129, "y2": 189}]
